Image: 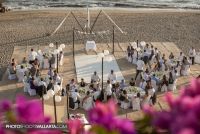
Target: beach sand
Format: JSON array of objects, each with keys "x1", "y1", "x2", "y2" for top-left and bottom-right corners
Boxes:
[{"x1": 0, "y1": 8, "x2": 200, "y2": 79}]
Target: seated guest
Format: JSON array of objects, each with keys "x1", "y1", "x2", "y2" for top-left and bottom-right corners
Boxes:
[
  {"x1": 11, "y1": 58, "x2": 17, "y2": 66},
  {"x1": 17, "y1": 65, "x2": 26, "y2": 78},
  {"x1": 132, "y1": 93, "x2": 141, "y2": 111},
  {"x1": 169, "y1": 52, "x2": 175, "y2": 60},
  {"x1": 181, "y1": 56, "x2": 191, "y2": 76},
  {"x1": 47, "y1": 67, "x2": 54, "y2": 78},
  {"x1": 108, "y1": 70, "x2": 117, "y2": 84},
  {"x1": 91, "y1": 71, "x2": 100, "y2": 82},
  {"x1": 29, "y1": 48, "x2": 37, "y2": 64},
  {"x1": 151, "y1": 74, "x2": 160, "y2": 85},
  {"x1": 82, "y1": 91, "x2": 93, "y2": 110},
  {"x1": 71, "y1": 89, "x2": 81, "y2": 108},
  {"x1": 8, "y1": 63, "x2": 16, "y2": 74},
  {"x1": 30, "y1": 64, "x2": 37, "y2": 77},
  {"x1": 105, "y1": 80, "x2": 112, "y2": 101},
  {"x1": 168, "y1": 72, "x2": 176, "y2": 91},
  {"x1": 79, "y1": 78, "x2": 86, "y2": 87},
  {"x1": 145, "y1": 81, "x2": 155, "y2": 99},
  {"x1": 119, "y1": 79, "x2": 126, "y2": 90},
  {"x1": 139, "y1": 79, "x2": 147, "y2": 90},
  {"x1": 143, "y1": 69, "x2": 150, "y2": 82},
  {"x1": 22, "y1": 57, "x2": 28, "y2": 64},
  {"x1": 143, "y1": 50, "x2": 149, "y2": 65},
  {"x1": 120, "y1": 90, "x2": 130, "y2": 109},
  {"x1": 37, "y1": 78, "x2": 47, "y2": 97},
  {"x1": 47, "y1": 77, "x2": 54, "y2": 91},
  {"x1": 93, "y1": 84, "x2": 101, "y2": 101},
  {"x1": 69, "y1": 79, "x2": 76, "y2": 90},
  {"x1": 53, "y1": 71, "x2": 61, "y2": 84},
  {"x1": 161, "y1": 75, "x2": 169, "y2": 92},
  {"x1": 129, "y1": 78, "x2": 136, "y2": 86}
]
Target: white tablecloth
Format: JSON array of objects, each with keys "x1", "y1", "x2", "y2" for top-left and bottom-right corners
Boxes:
[
  {"x1": 195, "y1": 55, "x2": 200, "y2": 64},
  {"x1": 85, "y1": 41, "x2": 96, "y2": 51}
]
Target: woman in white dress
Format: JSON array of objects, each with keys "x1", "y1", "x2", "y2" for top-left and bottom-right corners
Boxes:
[
  {"x1": 82, "y1": 91, "x2": 93, "y2": 111},
  {"x1": 132, "y1": 93, "x2": 141, "y2": 111},
  {"x1": 141, "y1": 91, "x2": 152, "y2": 107}
]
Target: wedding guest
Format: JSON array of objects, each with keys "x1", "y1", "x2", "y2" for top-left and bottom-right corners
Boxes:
[
  {"x1": 59, "y1": 51, "x2": 64, "y2": 65},
  {"x1": 29, "y1": 48, "x2": 37, "y2": 64},
  {"x1": 129, "y1": 78, "x2": 136, "y2": 86},
  {"x1": 119, "y1": 79, "x2": 126, "y2": 90},
  {"x1": 22, "y1": 57, "x2": 28, "y2": 64},
  {"x1": 132, "y1": 92, "x2": 141, "y2": 111},
  {"x1": 8, "y1": 63, "x2": 16, "y2": 74},
  {"x1": 169, "y1": 52, "x2": 175, "y2": 60},
  {"x1": 91, "y1": 71, "x2": 100, "y2": 82},
  {"x1": 135, "y1": 57, "x2": 145, "y2": 80},
  {"x1": 49, "y1": 54, "x2": 56, "y2": 68},
  {"x1": 105, "y1": 80, "x2": 112, "y2": 101},
  {"x1": 71, "y1": 89, "x2": 81, "y2": 108},
  {"x1": 161, "y1": 75, "x2": 169, "y2": 92},
  {"x1": 47, "y1": 67, "x2": 54, "y2": 78},
  {"x1": 53, "y1": 71, "x2": 61, "y2": 84},
  {"x1": 11, "y1": 58, "x2": 17, "y2": 66},
  {"x1": 108, "y1": 70, "x2": 117, "y2": 84},
  {"x1": 143, "y1": 69, "x2": 150, "y2": 82},
  {"x1": 177, "y1": 52, "x2": 184, "y2": 66},
  {"x1": 30, "y1": 64, "x2": 37, "y2": 76},
  {"x1": 79, "y1": 78, "x2": 86, "y2": 87},
  {"x1": 141, "y1": 90, "x2": 152, "y2": 107},
  {"x1": 139, "y1": 79, "x2": 147, "y2": 90},
  {"x1": 189, "y1": 47, "x2": 196, "y2": 65}
]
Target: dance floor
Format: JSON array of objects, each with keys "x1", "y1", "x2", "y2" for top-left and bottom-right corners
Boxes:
[{"x1": 75, "y1": 55, "x2": 124, "y2": 83}]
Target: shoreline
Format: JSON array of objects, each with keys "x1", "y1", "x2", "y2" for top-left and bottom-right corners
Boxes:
[{"x1": 7, "y1": 7, "x2": 200, "y2": 13}]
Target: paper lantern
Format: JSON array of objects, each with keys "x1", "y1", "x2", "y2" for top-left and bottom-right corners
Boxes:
[
  {"x1": 49, "y1": 43, "x2": 54, "y2": 48},
  {"x1": 43, "y1": 94, "x2": 50, "y2": 100},
  {"x1": 140, "y1": 41, "x2": 146, "y2": 47},
  {"x1": 60, "y1": 44, "x2": 65, "y2": 49},
  {"x1": 131, "y1": 42, "x2": 137, "y2": 49},
  {"x1": 55, "y1": 95, "x2": 62, "y2": 102},
  {"x1": 54, "y1": 49, "x2": 59, "y2": 55},
  {"x1": 54, "y1": 85, "x2": 61, "y2": 93},
  {"x1": 104, "y1": 50, "x2": 109, "y2": 56},
  {"x1": 47, "y1": 90, "x2": 55, "y2": 97}
]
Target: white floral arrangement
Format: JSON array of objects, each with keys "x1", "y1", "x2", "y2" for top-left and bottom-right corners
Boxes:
[
  {"x1": 79, "y1": 88, "x2": 86, "y2": 94},
  {"x1": 127, "y1": 86, "x2": 138, "y2": 93}
]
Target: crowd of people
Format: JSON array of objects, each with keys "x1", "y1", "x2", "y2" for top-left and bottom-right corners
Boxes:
[{"x1": 8, "y1": 45, "x2": 64, "y2": 97}]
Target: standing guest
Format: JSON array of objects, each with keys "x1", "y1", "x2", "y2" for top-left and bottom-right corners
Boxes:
[
  {"x1": 29, "y1": 48, "x2": 37, "y2": 64},
  {"x1": 53, "y1": 71, "x2": 61, "y2": 84},
  {"x1": 71, "y1": 89, "x2": 81, "y2": 108},
  {"x1": 79, "y1": 78, "x2": 86, "y2": 87},
  {"x1": 105, "y1": 80, "x2": 112, "y2": 101},
  {"x1": 149, "y1": 45, "x2": 155, "y2": 61},
  {"x1": 143, "y1": 69, "x2": 150, "y2": 82},
  {"x1": 34, "y1": 58, "x2": 40, "y2": 68},
  {"x1": 69, "y1": 79, "x2": 76, "y2": 90},
  {"x1": 129, "y1": 78, "x2": 136, "y2": 86},
  {"x1": 141, "y1": 90, "x2": 152, "y2": 107},
  {"x1": 30, "y1": 64, "x2": 37, "y2": 77},
  {"x1": 49, "y1": 54, "x2": 56, "y2": 68},
  {"x1": 91, "y1": 71, "x2": 100, "y2": 82},
  {"x1": 108, "y1": 70, "x2": 117, "y2": 84},
  {"x1": 177, "y1": 52, "x2": 184, "y2": 66},
  {"x1": 143, "y1": 50, "x2": 149, "y2": 65},
  {"x1": 161, "y1": 75, "x2": 169, "y2": 92},
  {"x1": 189, "y1": 47, "x2": 196, "y2": 65},
  {"x1": 47, "y1": 77, "x2": 54, "y2": 91},
  {"x1": 135, "y1": 57, "x2": 145, "y2": 80},
  {"x1": 82, "y1": 91, "x2": 93, "y2": 110},
  {"x1": 127, "y1": 46, "x2": 131, "y2": 62},
  {"x1": 59, "y1": 51, "x2": 64, "y2": 66}
]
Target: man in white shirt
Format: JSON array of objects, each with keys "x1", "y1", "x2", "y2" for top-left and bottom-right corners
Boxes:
[
  {"x1": 107, "y1": 70, "x2": 117, "y2": 84},
  {"x1": 177, "y1": 52, "x2": 184, "y2": 66},
  {"x1": 29, "y1": 48, "x2": 37, "y2": 64},
  {"x1": 71, "y1": 89, "x2": 81, "y2": 103},
  {"x1": 139, "y1": 79, "x2": 147, "y2": 90},
  {"x1": 91, "y1": 71, "x2": 100, "y2": 82},
  {"x1": 135, "y1": 57, "x2": 145, "y2": 80},
  {"x1": 189, "y1": 47, "x2": 196, "y2": 65}
]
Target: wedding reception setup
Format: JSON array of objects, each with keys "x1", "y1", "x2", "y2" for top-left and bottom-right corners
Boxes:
[{"x1": 0, "y1": 0, "x2": 200, "y2": 133}]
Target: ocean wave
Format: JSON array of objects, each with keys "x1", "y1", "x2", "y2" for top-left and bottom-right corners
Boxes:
[{"x1": 2, "y1": 0, "x2": 200, "y2": 10}]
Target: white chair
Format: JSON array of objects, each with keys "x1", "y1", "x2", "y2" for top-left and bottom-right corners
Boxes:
[
  {"x1": 7, "y1": 69, "x2": 16, "y2": 80},
  {"x1": 132, "y1": 97, "x2": 141, "y2": 111},
  {"x1": 43, "y1": 59, "x2": 49, "y2": 69},
  {"x1": 168, "y1": 79, "x2": 177, "y2": 92},
  {"x1": 16, "y1": 71, "x2": 24, "y2": 82},
  {"x1": 23, "y1": 80, "x2": 29, "y2": 92},
  {"x1": 195, "y1": 55, "x2": 200, "y2": 64},
  {"x1": 83, "y1": 97, "x2": 93, "y2": 111},
  {"x1": 121, "y1": 101, "x2": 130, "y2": 109},
  {"x1": 161, "y1": 84, "x2": 168, "y2": 92},
  {"x1": 28, "y1": 86, "x2": 36, "y2": 96}
]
